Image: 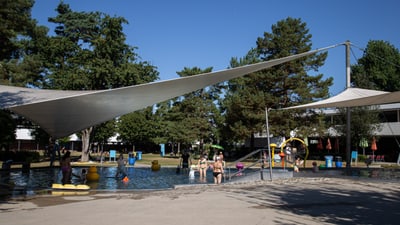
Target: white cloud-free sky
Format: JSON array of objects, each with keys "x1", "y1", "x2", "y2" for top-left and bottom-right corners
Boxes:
[{"x1": 32, "y1": 0, "x2": 400, "y2": 96}]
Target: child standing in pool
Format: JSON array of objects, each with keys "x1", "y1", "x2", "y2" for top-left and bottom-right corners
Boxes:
[
  {"x1": 180, "y1": 151, "x2": 192, "y2": 174},
  {"x1": 116, "y1": 154, "x2": 127, "y2": 179}
]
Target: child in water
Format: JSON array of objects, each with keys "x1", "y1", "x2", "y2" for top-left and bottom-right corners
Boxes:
[{"x1": 116, "y1": 154, "x2": 128, "y2": 179}]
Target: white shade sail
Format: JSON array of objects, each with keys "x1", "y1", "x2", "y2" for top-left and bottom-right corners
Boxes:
[
  {"x1": 284, "y1": 88, "x2": 400, "y2": 110},
  {"x1": 0, "y1": 45, "x2": 338, "y2": 138}
]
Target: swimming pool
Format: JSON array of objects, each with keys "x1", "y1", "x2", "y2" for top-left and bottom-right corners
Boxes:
[{"x1": 1, "y1": 166, "x2": 219, "y2": 196}]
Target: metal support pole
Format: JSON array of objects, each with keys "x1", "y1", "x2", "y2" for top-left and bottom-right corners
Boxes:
[
  {"x1": 265, "y1": 107, "x2": 273, "y2": 181},
  {"x1": 345, "y1": 40, "x2": 352, "y2": 171}
]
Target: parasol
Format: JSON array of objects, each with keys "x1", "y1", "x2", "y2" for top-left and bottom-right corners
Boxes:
[
  {"x1": 326, "y1": 138, "x2": 332, "y2": 152},
  {"x1": 359, "y1": 138, "x2": 368, "y2": 155},
  {"x1": 317, "y1": 138, "x2": 323, "y2": 151},
  {"x1": 304, "y1": 137, "x2": 309, "y2": 146},
  {"x1": 211, "y1": 144, "x2": 224, "y2": 150},
  {"x1": 370, "y1": 137, "x2": 377, "y2": 162},
  {"x1": 334, "y1": 138, "x2": 340, "y2": 153}
]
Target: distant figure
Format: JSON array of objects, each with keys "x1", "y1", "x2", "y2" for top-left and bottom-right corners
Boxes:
[
  {"x1": 73, "y1": 168, "x2": 88, "y2": 183},
  {"x1": 49, "y1": 140, "x2": 61, "y2": 167},
  {"x1": 60, "y1": 151, "x2": 72, "y2": 184},
  {"x1": 180, "y1": 151, "x2": 192, "y2": 174},
  {"x1": 189, "y1": 166, "x2": 195, "y2": 179},
  {"x1": 262, "y1": 150, "x2": 268, "y2": 168},
  {"x1": 218, "y1": 151, "x2": 224, "y2": 161},
  {"x1": 116, "y1": 154, "x2": 127, "y2": 179},
  {"x1": 197, "y1": 155, "x2": 208, "y2": 180},
  {"x1": 1, "y1": 160, "x2": 13, "y2": 171},
  {"x1": 80, "y1": 168, "x2": 88, "y2": 183},
  {"x1": 312, "y1": 161, "x2": 319, "y2": 173},
  {"x1": 294, "y1": 156, "x2": 303, "y2": 173}
]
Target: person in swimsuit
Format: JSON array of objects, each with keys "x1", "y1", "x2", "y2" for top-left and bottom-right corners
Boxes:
[
  {"x1": 218, "y1": 151, "x2": 224, "y2": 161},
  {"x1": 212, "y1": 156, "x2": 224, "y2": 184},
  {"x1": 180, "y1": 151, "x2": 191, "y2": 174},
  {"x1": 60, "y1": 151, "x2": 72, "y2": 185},
  {"x1": 197, "y1": 155, "x2": 208, "y2": 180}
]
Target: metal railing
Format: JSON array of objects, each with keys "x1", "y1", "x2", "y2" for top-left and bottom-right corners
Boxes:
[{"x1": 226, "y1": 149, "x2": 266, "y2": 180}]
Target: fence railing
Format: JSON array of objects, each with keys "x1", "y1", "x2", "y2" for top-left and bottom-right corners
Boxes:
[{"x1": 226, "y1": 149, "x2": 266, "y2": 180}]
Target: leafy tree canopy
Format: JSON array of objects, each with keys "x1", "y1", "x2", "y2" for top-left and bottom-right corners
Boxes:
[
  {"x1": 223, "y1": 17, "x2": 333, "y2": 147},
  {"x1": 351, "y1": 40, "x2": 400, "y2": 92}
]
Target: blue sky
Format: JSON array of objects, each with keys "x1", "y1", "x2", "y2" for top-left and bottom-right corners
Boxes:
[{"x1": 31, "y1": 0, "x2": 400, "y2": 96}]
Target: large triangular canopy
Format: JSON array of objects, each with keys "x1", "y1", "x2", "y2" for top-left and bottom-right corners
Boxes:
[
  {"x1": 0, "y1": 44, "x2": 338, "y2": 138},
  {"x1": 284, "y1": 88, "x2": 400, "y2": 110}
]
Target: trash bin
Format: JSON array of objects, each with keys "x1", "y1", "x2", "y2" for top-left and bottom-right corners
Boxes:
[
  {"x1": 325, "y1": 155, "x2": 333, "y2": 168},
  {"x1": 136, "y1": 151, "x2": 142, "y2": 160},
  {"x1": 128, "y1": 153, "x2": 136, "y2": 165},
  {"x1": 335, "y1": 156, "x2": 342, "y2": 168}
]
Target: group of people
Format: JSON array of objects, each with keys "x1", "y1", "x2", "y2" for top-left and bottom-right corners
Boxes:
[
  {"x1": 59, "y1": 147, "x2": 226, "y2": 185},
  {"x1": 179, "y1": 150, "x2": 225, "y2": 184},
  {"x1": 60, "y1": 151, "x2": 128, "y2": 184}
]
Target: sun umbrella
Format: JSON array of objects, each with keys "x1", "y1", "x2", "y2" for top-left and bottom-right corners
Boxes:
[
  {"x1": 304, "y1": 137, "x2": 309, "y2": 146},
  {"x1": 370, "y1": 137, "x2": 377, "y2": 162},
  {"x1": 334, "y1": 138, "x2": 340, "y2": 153},
  {"x1": 317, "y1": 138, "x2": 323, "y2": 151},
  {"x1": 326, "y1": 138, "x2": 332, "y2": 152},
  {"x1": 211, "y1": 144, "x2": 224, "y2": 150},
  {"x1": 370, "y1": 137, "x2": 377, "y2": 151},
  {"x1": 359, "y1": 138, "x2": 368, "y2": 155}
]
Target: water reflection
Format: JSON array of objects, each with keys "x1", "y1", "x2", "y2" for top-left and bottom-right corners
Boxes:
[{"x1": 1, "y1": 167, "x2": 216, "y2": 196}]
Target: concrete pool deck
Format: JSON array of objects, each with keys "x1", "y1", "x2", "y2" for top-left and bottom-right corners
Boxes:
[{"x1": 1, "y1": 176, "x2": 399, "y2": 225}]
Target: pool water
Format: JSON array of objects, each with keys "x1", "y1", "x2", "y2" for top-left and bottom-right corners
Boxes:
[{"x1": 1, "y1": 167, "x2": 219, "y2": 195}]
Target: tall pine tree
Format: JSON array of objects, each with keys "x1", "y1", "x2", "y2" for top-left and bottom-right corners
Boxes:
[{"x1": 223, "y1": 17, "x2": 333, "y2": 150}]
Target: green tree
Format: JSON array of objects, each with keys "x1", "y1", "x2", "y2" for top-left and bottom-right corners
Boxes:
[
  {"x1": 0, "y1": 0, "x2": 49, "y2": 87},
  {"x1": 149, "y1": 67, "x2": 224, "y2": 154},
  {"x1": 351, "y1": 40, "x2": 400, "y2": 92},
  {"x1": 0, "y1": 0, "x2": 35, "y2": 61},
  {"x1": 91, "y1": 120, "x2": 117, "y2": 153},
  {"x1": 43, "y1": 3, "x2": 158, "y2": 161},
  {"x1": 0, "y1": 110, "x2": 16, "y2": 151},
  {"x1": 347, "y1": 40, "x2": 400, "y2": 149},
  {"x1": 335, "y1": 106, "x2": 381, "y2": 153},
  {"x1": 0, "y1": 0, "x2": 49, "y2": 157},
  {"x1": 223, "y1": 17, "x2": 332, "y2": 150},
  {"x1": 118, "y1": 108, "x2": 158, "y2": 150},
  {"x1": 174, "y1": 67, "x2": 223, "y2": 151}
]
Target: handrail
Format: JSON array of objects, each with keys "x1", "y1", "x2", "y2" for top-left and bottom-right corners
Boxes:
[
  {"x1": 227, "y1": 149, "x2": 263, "y2": 167},
  {"x1": 227, "y1": 159, "x2": 262, "y2": 179},
  {"x1": 226, "y1": 149, "x2": 265, "y2": 180}
]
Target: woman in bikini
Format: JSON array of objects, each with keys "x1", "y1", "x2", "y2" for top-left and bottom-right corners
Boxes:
[
  {"x1": 197, "y1": 155, "x2": 208, "y2": 180},
  {"x1": 212, "y1": 157, "x2": 224, "y2": 184}
]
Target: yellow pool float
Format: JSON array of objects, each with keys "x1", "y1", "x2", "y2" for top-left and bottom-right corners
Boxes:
[
  {"x1": 151, "y1": 160, "x2": 161, "y2": 171},
  {"x1": 52, "y1": 183, "x2": 90, "y2": 191},
  {"x1": 86, "y1": 166, "x2": 100, "y2": 181}
]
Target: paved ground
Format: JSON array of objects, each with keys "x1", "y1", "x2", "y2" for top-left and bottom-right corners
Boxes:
[{"x1": 1, "y1": 176, "x2": 399, "y2": 225}]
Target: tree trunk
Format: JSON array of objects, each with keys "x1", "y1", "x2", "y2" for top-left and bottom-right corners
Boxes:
[{"x1": 81, "y1": 127, "x2": 93, "y2": 162}]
